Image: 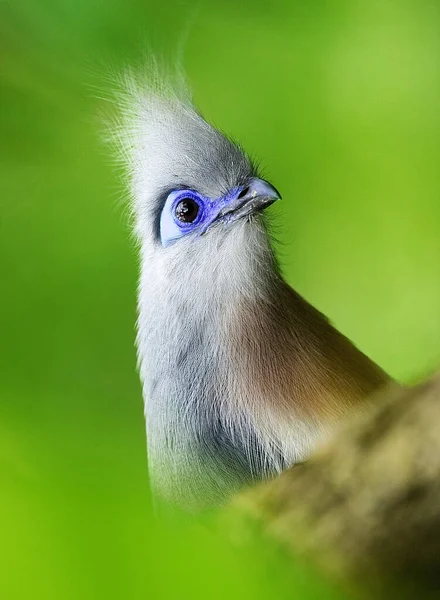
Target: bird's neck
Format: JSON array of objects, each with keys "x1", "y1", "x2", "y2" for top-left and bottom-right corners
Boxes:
[{"x1": 137, "y1": 225, "x2": 390, "y2": 509}]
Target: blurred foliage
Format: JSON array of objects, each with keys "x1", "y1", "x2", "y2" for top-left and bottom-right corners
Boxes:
[{"x1": 0, "y1": 0, "x2": 439, "y2": 598}]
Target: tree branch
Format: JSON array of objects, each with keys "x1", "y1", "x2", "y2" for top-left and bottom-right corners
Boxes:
[{"x1": 229, "y1": 373, "x2": 440, "y2": 598}]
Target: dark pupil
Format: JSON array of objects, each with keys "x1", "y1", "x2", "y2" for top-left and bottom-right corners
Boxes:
[{"x1": 175, "y1": 198, "x2": 199, "y2": 223}]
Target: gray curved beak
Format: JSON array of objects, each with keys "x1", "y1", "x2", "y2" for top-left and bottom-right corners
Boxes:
[{"x1": 217, "y1": 177, "x2": 281, "y2": 223}]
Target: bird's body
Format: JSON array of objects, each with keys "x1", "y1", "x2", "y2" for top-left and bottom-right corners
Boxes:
[{"x1": 117, "y1": 68, "x2": 390, "y2": 510}]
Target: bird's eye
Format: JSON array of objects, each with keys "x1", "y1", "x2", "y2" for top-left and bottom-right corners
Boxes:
[
  {"x1": 160, "y1": 190, "x2": 205, "y2": 246},
  {"x1": 174, "y1": 198, "x2": 200, "y2": 223}
]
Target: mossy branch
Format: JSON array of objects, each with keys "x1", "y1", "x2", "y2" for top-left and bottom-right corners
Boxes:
[{"x1": 228, "y1": 373, "x2": 440, "y2": 598}]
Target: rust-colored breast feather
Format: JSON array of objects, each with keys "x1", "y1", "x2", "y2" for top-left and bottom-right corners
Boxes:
[{"x1": 229, "y1": 283, "x2": 390, "y2": 429}]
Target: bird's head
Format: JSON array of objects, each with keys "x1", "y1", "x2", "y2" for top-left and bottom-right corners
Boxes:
[{"x1": 116, "y1": 68, "x2": 281, "y2": 296}]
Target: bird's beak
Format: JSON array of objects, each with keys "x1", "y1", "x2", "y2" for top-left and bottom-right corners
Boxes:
[
  {"x1": 199, "y1": 178, "x2": 281, "y2": 236},
  {"x1": 215, "y1": 178, "x2": 281, "y2": 224}
]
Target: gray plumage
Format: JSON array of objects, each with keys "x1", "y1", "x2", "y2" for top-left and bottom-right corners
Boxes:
[{"x1": 114, "y1": 65, "x2": 390, "y2": 511}]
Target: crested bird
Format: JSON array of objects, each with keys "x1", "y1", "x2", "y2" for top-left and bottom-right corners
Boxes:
[{"x1": 116, "y1": 68, "x2": 391, "y2": 511}]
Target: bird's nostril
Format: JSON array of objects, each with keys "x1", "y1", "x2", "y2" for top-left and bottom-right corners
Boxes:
[{"x1": 237, "y1": 186, "x2": 249, "y2": 200}]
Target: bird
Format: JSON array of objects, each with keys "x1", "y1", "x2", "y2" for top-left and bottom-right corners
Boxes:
[{"x1": 114, "y1": 66, "x2": 391, "y2": 512}]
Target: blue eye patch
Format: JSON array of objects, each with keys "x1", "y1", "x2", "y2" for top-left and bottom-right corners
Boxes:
[{"x1": 159, "y1": 187, "x2": 241, "y2": 247}]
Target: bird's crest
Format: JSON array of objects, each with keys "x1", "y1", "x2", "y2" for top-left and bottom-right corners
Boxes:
[{"x1": 108, "y1": 58, "x2": 255, "y2": 234}]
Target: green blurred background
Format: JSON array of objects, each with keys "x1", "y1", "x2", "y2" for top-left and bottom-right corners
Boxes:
[{"x1": 1, "y1": 0, "x2": 439, "y2": 598}]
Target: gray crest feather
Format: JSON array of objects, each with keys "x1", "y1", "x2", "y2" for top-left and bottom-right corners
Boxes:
[{"x1": 110, "y1": 59, "x2": 255, "y2": 239}]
